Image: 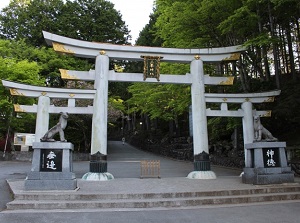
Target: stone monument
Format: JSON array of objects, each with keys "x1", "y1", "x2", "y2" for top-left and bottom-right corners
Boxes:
[
  {"x1": 25, "y1": 112, "x2": 77, "y2": 190},
  {"x1": 242, "y1": 115, "x2": 294, "y2": 185}
]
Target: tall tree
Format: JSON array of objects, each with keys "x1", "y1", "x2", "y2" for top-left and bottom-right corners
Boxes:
[
  {"x1": 0, "y1": 41, "x2": 43, "y2": 138},
  {"x1": 155, "y1": 0, "x2": 243, "y2": 48},
  {"x1": 0, "y1": 0, "x2": 131, "y2": 46},
  {"x1": 136, "y1": 12, "x2": 163, "y2": 47}
]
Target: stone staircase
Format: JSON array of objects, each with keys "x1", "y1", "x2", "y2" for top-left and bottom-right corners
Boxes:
[{"x1": 6, "y1": 184, "x2": 300, "y2": 211}]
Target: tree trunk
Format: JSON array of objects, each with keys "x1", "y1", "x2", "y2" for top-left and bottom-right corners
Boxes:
[
  {"x1": 238, "y1": 55, "x2": 249, "y2": 92},
  {"x1": 126, "y1": 115, "x2": 131, "y2": 131},
  {"x1": 232, "y1": 61, "x2": 237, "y2": 76},
  {"x1": 168, "y1": 120, "x2": 174, "y2": 136},
  {"x1": 257, "y1": 6, "x2": 270, "y2": 81},
  {"x1": 268, "y1": 1, "x2": 281, "y2": 89},
  {"x1": 144, "y1": 114, "x2": 150, "y2": 130},
  {"x1": 255, "y1": 46, "x2": 264, "y2": 80},
  {"x1": 286, "y1": 25, "x2": 297, "y2": 80},
  {"x1": 174, "y1": 116, "x2": 180, "y2": 136},
  {"x1": 295, "y1": 20, "x2": 300, "y2": 73},
  {"x1": 262, "y1": 46, "x2": 271, "y2": 81},
  {"x1": 279, "y1": 29, "x2": 289, "y2": 74},
  {"x1": 132, "y1": 112, "x2": 136, "y2": 131}
]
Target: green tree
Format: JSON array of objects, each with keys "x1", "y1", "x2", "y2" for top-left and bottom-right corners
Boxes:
[
  {"x1": 0, "y1": 0, "x2": 131, "y2": 46},
  {"x1": 62, "y1": 0, "x2": 130, "y2": 44},
  {"x1": 0, "y1": 56, "x2": 43, "y2": 139},
  {"x1": 219, "y1": 0, "x2": 300, "y2": 89},
  {"x1": 155, "y1": 0, "x2": 243, "y2": 48},
  {"x1": 126, "y1": 59, "x2": 191, "y2": 133},
  {"x1": 136, "y1": 12, "x2": 163, "y2": 47},
  {"x1": 0, "y1": 39, "x2": 92, "y2": 148},
  {"x1": 0, "y1": 39, "x2": 91, "y2": 86},
  {"x1": 0, "y1": 0, "x2": 132, "y2": 150}
]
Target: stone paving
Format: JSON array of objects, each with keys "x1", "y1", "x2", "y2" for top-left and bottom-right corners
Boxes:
[
  {"x1": 1, "y1": 141, "x2": 300, "y2": 223},
  {"x1": 5, "y1": 141, "x2": 300, "y2": 198}
]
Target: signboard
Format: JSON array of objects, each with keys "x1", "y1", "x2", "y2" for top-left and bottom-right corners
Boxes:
[
  {"x1": 14, "y1": 133, "x2": 35, "y2": 146},
  {"x1": 40, "y1": 149, "x2": 63, "y2": 172},
  {"x1": 263, "y1": 148, "x2": 280, "y2": 168}
]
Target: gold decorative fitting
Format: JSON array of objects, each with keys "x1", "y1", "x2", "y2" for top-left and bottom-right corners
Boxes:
[
  {"x1": 222, "y1": 53, "x2": 241, "y2": 61},
  {"x1": 100, "y1": 50, "x2": 106, "y2": 55},
  {"x1": 41, "y1": 92, "x2": 47, "y2": 96},
  {"x1": 53, "y1": 42, "x2": 74, "y2": 54},
  {"x1": 141, "y1": 56, "x2": 163, "y2": 81},
  {"x1": 261, "y1": 111, "x2": 272, "y2": 117},
  {"x1": 14, "y1": 104, "x2": 26, "y2": 112},
  {"x1": 194, "y1": 55, "x2": 201, "y2": 60},
  {"x1": 60, "y1": 69, "x2": 78, "y2": 80},
  {"x1": 222, "y1": 98, "x2": 228, "y2": 102},
  {"x1": 264, "y1": 97, "x2": 275, "y2": 103},
  {"x1": 10, "y1": 88, "x2": 24, "y2": 96},
  {"x1": 69, "y1": 94, "x2": 75, "y2": 98},
  {"x1": 245, "y1": 98, "x2": 251, "y2": 102},
  {"x1": 219, "y1": 77, "x2": 234, "y2": 85}
]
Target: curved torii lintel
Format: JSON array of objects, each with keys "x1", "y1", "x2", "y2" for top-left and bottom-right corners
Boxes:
[
  {"x1": 2, "y1": 80, "x2": 280, "y2": 104},
  {"x1": 205, "y1": 90, "x2": 281, "y2": 103},
  {"x1": 43, "y1": 31, "x2": 245, "y2": 62},
  {"x1": 1, "y1": 80, "x2": 96, "y2": 99}
]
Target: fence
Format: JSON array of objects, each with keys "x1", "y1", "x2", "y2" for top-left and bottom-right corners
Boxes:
[{"x1": 140, "y1": 160, "x2": 160, "y2": 178}]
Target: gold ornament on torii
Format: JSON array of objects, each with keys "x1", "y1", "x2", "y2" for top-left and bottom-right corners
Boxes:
[{"x1": 141, "y1": 56, "x2": 163, "y2": 81}]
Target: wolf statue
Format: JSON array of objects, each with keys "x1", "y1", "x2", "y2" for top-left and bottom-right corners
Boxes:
[
  {"x1": 253, "y1": 115, "x2": 277, "y2": 142},
  {"x1": 40, "y1": 112, "x2": 69, "y2": 142}
]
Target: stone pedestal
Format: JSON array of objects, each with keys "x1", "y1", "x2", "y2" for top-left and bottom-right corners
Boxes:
[
  {"x1": 187, "y1": 151, "x2": 216, "y2": 179},
  {"x1": 25, "y1": 142, "x2": 77, "y2": 190},
  {"x1": 242, "y1": 142, "x2": 294, "y2": 185},
  {"x1": 82, "y1": 151, "x2": 114, "y2": 181}
]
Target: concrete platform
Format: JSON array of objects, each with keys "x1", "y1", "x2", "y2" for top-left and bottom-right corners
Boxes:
[
  {"x1": 4, "y1": 141, "x2": 300, "y2": 211},
  {"x1": 6, "y1": 177, "x2": 300, "y2": 211}
]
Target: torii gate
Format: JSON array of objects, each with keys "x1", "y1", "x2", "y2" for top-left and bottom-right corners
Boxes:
[{"x1": 2, "y1": 31, "x2": 280, "y2": 181}]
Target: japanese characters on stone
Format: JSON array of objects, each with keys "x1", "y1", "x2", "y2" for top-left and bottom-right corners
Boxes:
[
  {"x1": 46, "y1": 151, "x2": 57, "y2": 170},
  {"x1": 266, "y1": 149, "x2": 276, "y2": 167},
  {"x1": 263, "y1": 148, "x2": 279, "y2": 168},
  {"x1": 40, "y1": 149, "x2": 62, "y2": 172}
]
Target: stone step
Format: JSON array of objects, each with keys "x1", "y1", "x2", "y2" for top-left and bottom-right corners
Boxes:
[
  {"x1": 7, "y1": 188, "x2": 300, "y2": 210},
  {"x1": 13, "y1": 185, "x2": 300, "y2": 201}
]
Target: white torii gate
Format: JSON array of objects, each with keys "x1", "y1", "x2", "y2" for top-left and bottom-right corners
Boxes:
[{"x1": 2, "y1": 31, "x2": 280, "y2": 180}]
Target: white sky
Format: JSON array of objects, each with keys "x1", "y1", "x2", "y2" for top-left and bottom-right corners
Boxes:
[{"x1": 0, "y1": 0, "x2": 154, "y2": 43}]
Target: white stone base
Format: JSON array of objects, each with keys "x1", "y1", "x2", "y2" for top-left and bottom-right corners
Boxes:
[
  {"x1": 187, "y1": 171, "x2": 217, "y2": 179},
  {"x1": 82, "y1": 172, "x2": 114, "y2": 181}
]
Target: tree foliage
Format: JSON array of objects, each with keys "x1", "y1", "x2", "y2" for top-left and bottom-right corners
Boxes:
[
  {"x1": 0, "y1": 1, "x2": 131, "y2": 150},
  {"x1": 1, "y1": 0, "x2": 300, "y2": 148},
  {"x1": 132, "y1": 0, "x2": 300, "y2": 141},
  {"x1": 127, "y1": 83, "x2": 190, "y2": 121},
  {"x1": 0, "y1": 41, "x2": 43, "y2": 137},
  {"x1": 0, "y1": 0, "x2": 131, "y2": 46},
  {"x1": 154, "y1": 0, "x2": 300, "y2": 87}
]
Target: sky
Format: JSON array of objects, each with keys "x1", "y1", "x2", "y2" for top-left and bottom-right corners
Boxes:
[{"x1": 0, "y1": 0, "x2": 154, "y2": 43}]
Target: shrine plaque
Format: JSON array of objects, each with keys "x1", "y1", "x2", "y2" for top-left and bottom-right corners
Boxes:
[
  {"x1": 262, "y1": 148, "x2": 280, "y2": 168},
  {"x1": 40, "y1": 149, "x2": 63, "y2": 172}
]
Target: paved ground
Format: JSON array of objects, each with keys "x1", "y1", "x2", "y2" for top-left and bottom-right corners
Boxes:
[{"x1": 1, "y1": 141, "x2": 300, "y2": 223}]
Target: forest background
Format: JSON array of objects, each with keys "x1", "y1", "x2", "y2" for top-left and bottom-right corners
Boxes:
[{"x1": 0, "y1": 0, "x2": 299, "y2": 156}]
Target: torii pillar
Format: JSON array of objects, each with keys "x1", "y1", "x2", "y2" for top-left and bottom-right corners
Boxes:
[
  {"x1": 187, "y1": 58, "x2": 216, "y2": 179},
  {"x1": 34, "y1": 96, "x2": 50, "y2": 142},
  {"x1": 241, "y1": 101, "x2": 254, "y2": 167},
  {"x1": 82, "y1": 53, "x2": 114, "y2": 180}
]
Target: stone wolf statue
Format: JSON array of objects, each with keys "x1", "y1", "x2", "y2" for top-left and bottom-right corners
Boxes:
[
  {"x1": 253, "y1": 115, "x2": 277, "y2": 141},
  {"x1": 40, "y1": 112, "x2": 69, "y2": 142}
]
